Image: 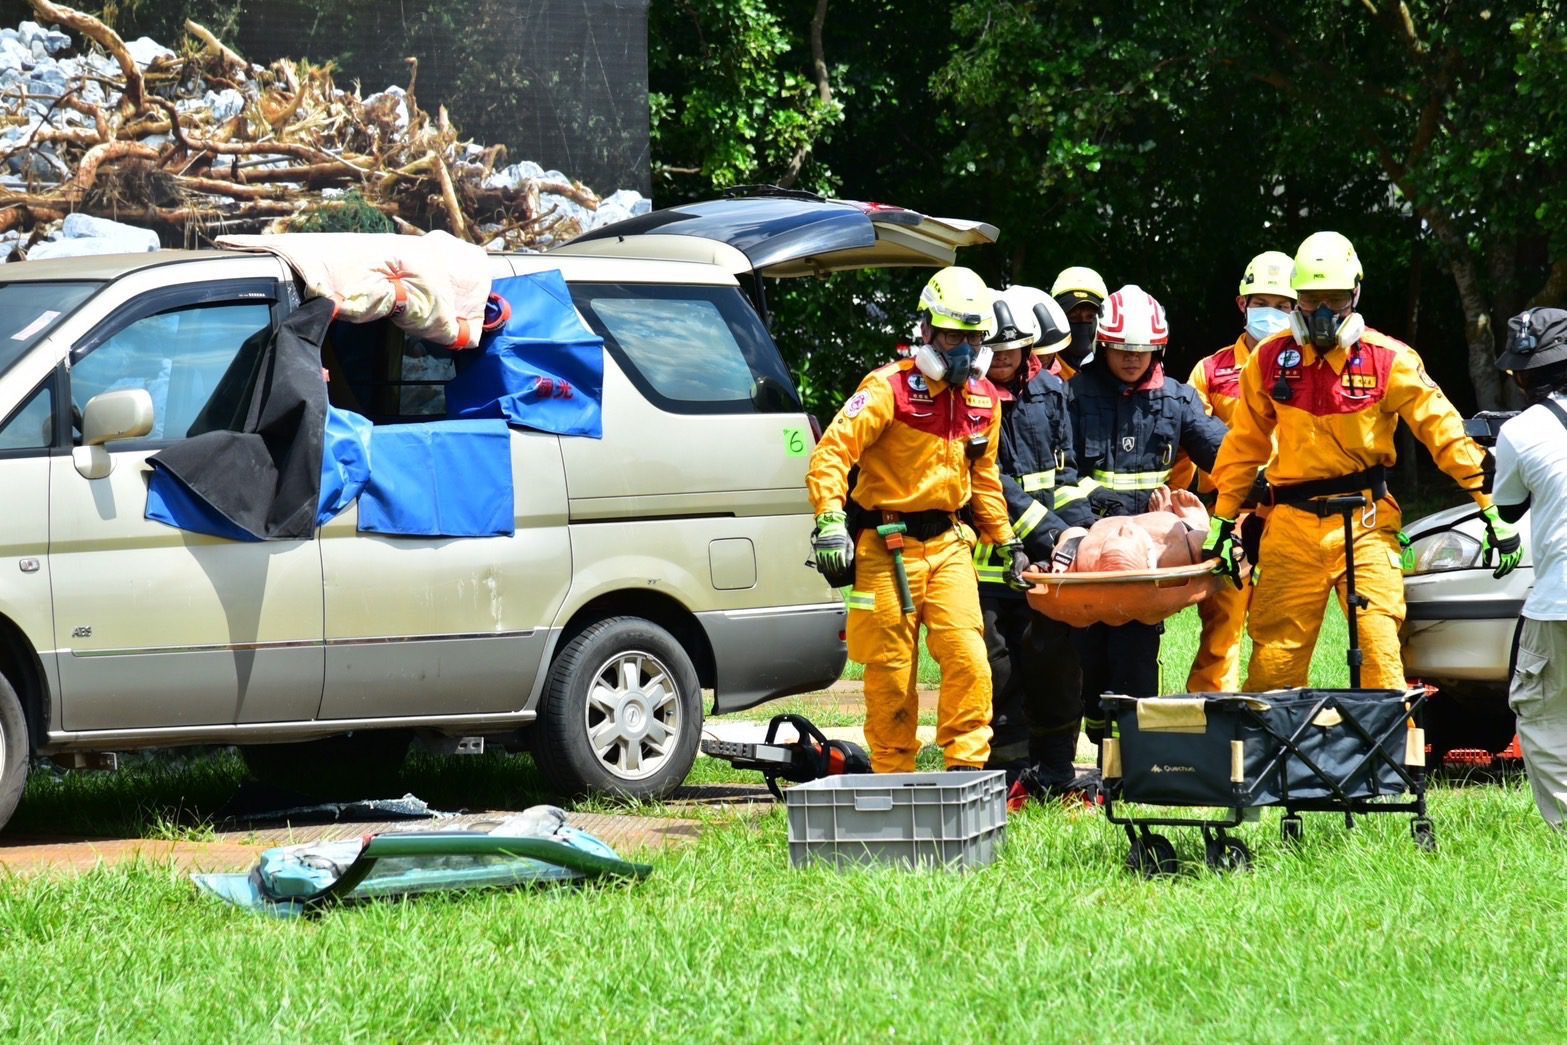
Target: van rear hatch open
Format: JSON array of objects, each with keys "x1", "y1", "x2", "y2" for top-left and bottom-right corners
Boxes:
[{"x1": 553, "y1": 192, "x2": 998, "y2": 278}]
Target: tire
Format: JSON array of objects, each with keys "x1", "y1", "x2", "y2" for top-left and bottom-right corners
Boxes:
[
  {"x1": 240, "y1": 729, "x2": 412, "y2": 799},
  {"x1": 0, "y1": 673, "x2": 28, "y2": 832},
  {"x1": 533, "y1": 616, "x2": 702, "y2": 801}
]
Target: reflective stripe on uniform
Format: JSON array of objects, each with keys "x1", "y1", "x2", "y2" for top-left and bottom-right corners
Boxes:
[
  {"x1": 846, "y1": 589, "x2": 876, "y2": 611},
  {"x1": 1078, "y1": 476, "x2": 1103, "y2": 494},
  {"x1": 1019, "y1": 470, "x2": 1056, "y2": 492},
  {"x1": 972, "y1": 541, "x2": 1008, "y2": 585},
  {"x1": 1012, "y1": 500, "x2": 1049, "y2": 539},
  {"x1": 1054, "y1": 486, "x2": 1088, "y2": 509},
  {"x1": 1091, "y1": 467, "x2": 1173, "y2": 492}
]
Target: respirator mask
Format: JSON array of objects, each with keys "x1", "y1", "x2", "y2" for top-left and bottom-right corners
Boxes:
[
  {"x1": 1289, "y1": 290, "x2": 1364, "y2": 353},
  {"x1": 914, "y1": 338, "x2": 990, "y2": 387}
]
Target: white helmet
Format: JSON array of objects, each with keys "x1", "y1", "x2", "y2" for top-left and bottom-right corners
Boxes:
[
  {"x1": 987, "y1": 285, "x2": 1071, "y2": 356},
  {"x1": 1095, "y1": 284, "x2": 1169, "y2": 354}
]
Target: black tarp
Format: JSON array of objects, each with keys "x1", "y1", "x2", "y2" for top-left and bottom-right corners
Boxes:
[{"x1": 148, "y1": 299, "x2": 334, "y2": 541}]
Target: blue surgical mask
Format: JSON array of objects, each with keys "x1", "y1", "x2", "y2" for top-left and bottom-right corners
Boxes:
[{"x1": 1246, "y1": 306, "x2": 1291, "y2": 342}]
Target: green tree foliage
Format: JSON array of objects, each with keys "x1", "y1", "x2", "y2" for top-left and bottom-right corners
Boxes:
[{"x1": 648, "y1": 0, "x2": 844, "y2": 197}]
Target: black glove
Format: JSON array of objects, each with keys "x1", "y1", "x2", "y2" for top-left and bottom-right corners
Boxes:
[
  {"x1": 1240, "y1": 513, "x2": 1265, "y2": 570},
  {"x1": 1022, "y1": 526, "x2": 1061, "y2": 565},
  {"x1": 1087, "y1": 487, "x2": 1130, "y2": 518},
  {"x1": 1002, "y1": 540, "x2": 1032, "y2": 592}
]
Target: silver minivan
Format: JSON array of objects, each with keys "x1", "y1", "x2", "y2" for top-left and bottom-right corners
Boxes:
[{"x1": 0, "y1": 195, "x2": 995, "y2": 828}]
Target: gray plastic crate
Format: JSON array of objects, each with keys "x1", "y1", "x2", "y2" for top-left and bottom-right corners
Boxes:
[{"x1": 784, "y1": 770, "x2": 1007, "y2": 869}]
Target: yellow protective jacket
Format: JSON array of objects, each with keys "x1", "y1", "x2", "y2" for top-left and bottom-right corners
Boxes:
[
  {"x1": 1211, "y1": 327, "x2": 1492, "y2": 519},
  {"x1": 806, "y1": 359, "x2": 1016, "y2": 545},
  {"x1": 1170, "y1": 333, "x2": 1251, "y2": 491}
]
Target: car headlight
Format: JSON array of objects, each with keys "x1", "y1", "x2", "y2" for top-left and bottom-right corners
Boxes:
[{"x1": 1407, "y1": 530, "x2": 1483, "y2": 574}]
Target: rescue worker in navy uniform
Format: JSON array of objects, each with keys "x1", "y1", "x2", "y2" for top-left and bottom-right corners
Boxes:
[
  {"x1": 974, "y1": 285, "x2": 1097, "y2": 792},
  {"x1": 1066, "y1": 285, "x2": 1228, "y2": 742}
]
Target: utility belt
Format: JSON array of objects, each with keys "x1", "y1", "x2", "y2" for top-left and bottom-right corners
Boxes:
[
  {"x1": 1269, "y1": 466, "x2": 1387, "y2": 516},
  {"x1": 874, "y1": 508, "x2": 955, "y2": 542}
]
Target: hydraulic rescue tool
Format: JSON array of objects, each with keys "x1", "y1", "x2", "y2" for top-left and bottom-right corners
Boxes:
[{"x1": 700, "y1": 714, "x2": 871, "y2": 799}]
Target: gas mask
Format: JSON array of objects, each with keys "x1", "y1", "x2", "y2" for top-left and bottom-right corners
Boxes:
[
  {"x1": 1065, "y1": 320, "x2": 1097, "y2": 363},
  {"x1": 1245, "y1": 306, "x2": 1292, "y2": 343},
  {"x1": 1290, "y1": 304, "x2": 1365, "y2": 353},
  {"x1": 913, "y1": 340, "x2": 991, "y2": 387}
]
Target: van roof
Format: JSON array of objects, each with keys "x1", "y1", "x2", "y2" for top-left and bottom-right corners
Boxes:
[{"x1": 0, "y1": 247, "x2": 739, "y2": 286}]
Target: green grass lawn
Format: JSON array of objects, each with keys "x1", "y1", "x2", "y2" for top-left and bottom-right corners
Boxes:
[
  {"x1": 1, "y1": 765, "x2": 1560, "y2": 1040},
  {"x1": 2, "y1": 595, "x2": 1537, "y2": 1039}
]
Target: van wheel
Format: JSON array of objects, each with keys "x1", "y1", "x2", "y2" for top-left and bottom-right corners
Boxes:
[
  {"x1": 0, "y1": 673, "x2": 29, "y2": 832},
  {"x1": 535, "y1": 617, "x2": 701, "y2": 800}
]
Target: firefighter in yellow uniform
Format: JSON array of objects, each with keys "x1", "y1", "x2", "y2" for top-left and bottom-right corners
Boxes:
[
  {"x1": 1204, "y1": 231, "x2": 1519, "y2": 690},
  {"x1": 1177, "y1": 251, "x2": 1296, "y2": 692},
  {"x1": 807, "y1": 267, "x2": 1029, "y2": 772}
]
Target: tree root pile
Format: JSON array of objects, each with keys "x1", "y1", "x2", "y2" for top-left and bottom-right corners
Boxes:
[{"x1": 0, "y1": 1, "x2": 646, "y2": 259}]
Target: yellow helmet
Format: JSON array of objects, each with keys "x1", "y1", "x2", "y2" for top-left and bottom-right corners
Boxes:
[
  {"x1": 1051, "y1": 265, "x2": 1109, "y2": 313},
  {"x1": 1291, "y1": 232, "x2": 1363, "y2": 292},
  {"x1": 1239, "y1": 250, "x2": 1296, "y2": 300},
  {"x1": 918, "y1": 266, "x2": 993, "y2": 332}
]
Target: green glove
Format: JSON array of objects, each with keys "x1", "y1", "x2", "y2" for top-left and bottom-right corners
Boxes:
[
  {"x1": 1001, "y1": 540, "x2": 1032, "y2": 592},
  {"x1": 1481, "y1": 506, "x2": 1523, "y2": 579},
  {"x1": 1202, "y1": 514, "x2": 1242, "y2": 590},
  {"x1": 811, "y1": 510, "x2": 854, "y2": 579}
]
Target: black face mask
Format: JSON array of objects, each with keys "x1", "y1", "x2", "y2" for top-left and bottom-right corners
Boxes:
[
  {"x1": 1304, "y1": 304, "x2": 1341, "y2": 351},
  {"x1": 1065, "y1": 321, "x2": 1097, "y2": 363}
]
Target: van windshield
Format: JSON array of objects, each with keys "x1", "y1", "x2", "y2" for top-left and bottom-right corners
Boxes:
[{"x1": 0, "y1": 281, "x2": 100, "y2": 378}]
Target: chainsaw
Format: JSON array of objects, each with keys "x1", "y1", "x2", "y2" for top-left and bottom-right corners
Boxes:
[{"x1": 700, "y1": 714, "x2": 870, "y2": 799}]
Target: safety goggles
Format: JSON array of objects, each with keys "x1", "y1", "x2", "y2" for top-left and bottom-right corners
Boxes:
[
  {"x1": 934, "y1": 329, "x2": 986, "y2": 347},
  {"x1": 1296, "y1": 290, "x2": 1354, "y2": 312}
]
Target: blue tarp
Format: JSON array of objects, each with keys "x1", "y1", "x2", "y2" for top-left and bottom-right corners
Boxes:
[
  {"x1": 147, "y1": 466, "x2": 262, "y2": 541},
  {"x1": 445, "y1": 270, "x2": 605, "y2": 438},
  {"x1": 318, "y1": 405, "x2": 373, "y2": 525},
  {"x1": 356, "y1": 420, "x2": 515, "y2": 537}
]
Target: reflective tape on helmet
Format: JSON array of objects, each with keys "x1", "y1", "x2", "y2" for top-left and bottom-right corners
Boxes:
[
  {"x1": 1019, "y1": 470, "x2": 1056, "y2": 492},
  {"x1": 1091, "y1": 467, "x2": 1173, "y2": 491},
  {"x1": 846, "y1": 590, "x2": 876, "y2": 611},
  {"x1": 1012, "y1": 500, "x2": 1049, "y2": 538}
]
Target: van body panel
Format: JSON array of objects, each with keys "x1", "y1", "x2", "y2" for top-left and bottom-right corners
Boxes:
[
  {"x1": 698, "y1": 603, "x2": 846, "y2": 713},
  {"x1": 0, "y1": 454, "x2": 56, "y2": 678},
  {"x1": 49, "y1": 454, "x2": 326, "y2": 729},
  {"x1": 318, "y1": 430, "x2": 571, "y2": 718}
]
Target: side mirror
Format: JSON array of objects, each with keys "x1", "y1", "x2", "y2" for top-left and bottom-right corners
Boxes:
[{"x1": 73, "y1": 388, "x2": 154, "y2": 479}]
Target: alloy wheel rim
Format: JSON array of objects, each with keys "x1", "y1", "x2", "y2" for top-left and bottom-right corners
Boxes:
[{"x1": 583, "y1": 650, "x2": 681, "y2": 780}]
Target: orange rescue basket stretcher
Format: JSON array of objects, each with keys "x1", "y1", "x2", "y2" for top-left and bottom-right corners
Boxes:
[{"x1": 1020, "y1": 559, "x2": 1250, "y2": 628}]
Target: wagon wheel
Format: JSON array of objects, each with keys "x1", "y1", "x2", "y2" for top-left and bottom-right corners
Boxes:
[
  {"x1": 1126, "y1": 833, "x2": 1179, "y2": 877},
  {"x1": 1205, "y1": 836, "x2": 1252, "y2": 872}
]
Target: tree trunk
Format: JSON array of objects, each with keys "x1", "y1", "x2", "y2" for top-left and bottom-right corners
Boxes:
[{"x1": 1445, "y1": 251, "x2": 1503, "y2": 410}]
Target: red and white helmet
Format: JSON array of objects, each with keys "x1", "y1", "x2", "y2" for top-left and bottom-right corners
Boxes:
[{"x1": 1095, "y1": 284, "x2": 1169, "y2": 353}]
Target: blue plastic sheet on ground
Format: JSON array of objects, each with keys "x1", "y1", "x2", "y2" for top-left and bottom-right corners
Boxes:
[
  {"x1": 317, "y1": 405, "x2": 373, "y2": 525},
  {"x1": 356, "y1": 419, "x2": 514, "y2": 537},
  {"x1": 445, "y1": 270, "x2": 604, "y2": 438},
  {"x1": 146, "y1": 466, "x2": 263, "y2": 541}
]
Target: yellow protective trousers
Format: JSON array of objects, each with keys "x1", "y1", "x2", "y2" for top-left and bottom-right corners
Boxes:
[
  {"x1": 1245, "y1": 499, "x2": 1407, "y2": 691},
  {"x1": 1187, "y1": 579, "x2": 1250, "y2": 694},
  {"x1": 845, "y1": 525, "x2": 991, "y2": 771}
]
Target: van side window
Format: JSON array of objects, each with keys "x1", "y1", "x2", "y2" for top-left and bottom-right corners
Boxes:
[
  {"x1": 570, "y1": 283, "x2": 803, "y2": 415},
  {"x1": 0, "y1": 380, "x2": 53, "y2": 452},
  {"x1": 70, "y1": 302, "x2": 273, "y2": 441},
  {"x1": 323, "y1": 317, "x2": 455, "y2": 423}
]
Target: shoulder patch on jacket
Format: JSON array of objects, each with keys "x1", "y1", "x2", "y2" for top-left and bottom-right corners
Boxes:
[{"x1": 843, "y1": 390, "x2": 871, "y2": 418}]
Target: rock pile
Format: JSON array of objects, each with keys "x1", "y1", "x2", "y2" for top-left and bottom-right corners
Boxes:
[{"x1": 0, "y1": 2, "x2": 649, "y2": 261}]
